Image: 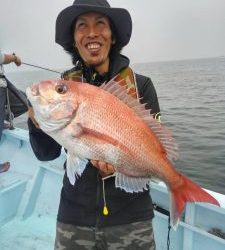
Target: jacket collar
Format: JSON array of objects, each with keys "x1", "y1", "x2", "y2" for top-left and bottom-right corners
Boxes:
[
  {"x1": 82, "y1": 53, "x2": 130, "y2": 83},
  {"x1": 62, "y1": 53, "x2": 130, "y2": 85},
  {"x1": 108, "y1": 53, "x2": 130, "y2": 79}
]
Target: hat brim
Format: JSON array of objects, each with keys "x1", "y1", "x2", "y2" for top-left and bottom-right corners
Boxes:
[{"x1": 55, "y1": 4, "x2": 132, "y2": 49}]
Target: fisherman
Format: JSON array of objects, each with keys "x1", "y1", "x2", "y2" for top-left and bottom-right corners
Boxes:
[
  {"x1": 0, "y1": 50, "x2": 28, "y2": 173},
  {"x1": 27, "y1": 0, "x2": 161, "y2": 249}
]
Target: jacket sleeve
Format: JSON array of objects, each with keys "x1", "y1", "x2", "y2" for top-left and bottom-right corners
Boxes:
[
  {"x1": 135, "y1": 74, "x2": 160, "y2": 116},
  {"x1": 28, "y1": 118, "x2": 62, "y2": 161}
]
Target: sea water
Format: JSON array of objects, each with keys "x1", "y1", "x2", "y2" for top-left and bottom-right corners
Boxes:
[{"x1": 6, "y1": 56, "x2": 225, "y2": 194}]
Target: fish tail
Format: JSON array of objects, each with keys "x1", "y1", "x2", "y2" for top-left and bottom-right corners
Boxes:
[{"x1": 170, "y1": 174, "x2": 220, "y2": 229}]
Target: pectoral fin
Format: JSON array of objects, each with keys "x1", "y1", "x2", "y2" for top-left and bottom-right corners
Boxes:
[{"x1": 66, "y1": 152, "x2": 88, "y2": 185}]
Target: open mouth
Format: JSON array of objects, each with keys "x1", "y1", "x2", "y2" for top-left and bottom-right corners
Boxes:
[{"x1": 86, "y1": 42, "x2": 102, "y2": 53}]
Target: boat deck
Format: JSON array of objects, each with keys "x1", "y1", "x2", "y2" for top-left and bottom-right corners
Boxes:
[
  {"x1": 0, "y1": 215, "x2": 55, "y2": 250},
  {"x1": 1, "y1": 128, "x2": 225, "y2": 250}
]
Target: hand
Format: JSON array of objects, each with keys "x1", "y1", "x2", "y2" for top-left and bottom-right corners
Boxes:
[
  {"x1": 13, "y1": 54, "x2": 22, "y2": 66},
  {"x1": 28, "y1": 106, "x2": 40, "y2": 128},
  {"x1": 91, "y1": 160, "x2": 115, "y2": 177},
  {"x1": 3, "y1": 53, "x2": 22, "y2": 66}
]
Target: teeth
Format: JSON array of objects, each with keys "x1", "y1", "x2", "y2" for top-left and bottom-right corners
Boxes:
[{"x1": 87, "y1": 43, "x2": 100, "y2": 49}]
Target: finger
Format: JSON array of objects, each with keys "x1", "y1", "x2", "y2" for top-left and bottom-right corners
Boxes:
[
  {"x1": 106, "y1": 163, "x2": 115, "y2": 173},
  {"x1": 33, "y1": 119, "x2": 40, "y2": 128},
  {"x1": 28, "y1": 107, "x2": 40, "y2": 128},
  {"x1": 30, "y1": 116, "x2": 40, "y2": 128},
  {"x1": 98, "y1": 161, "x2": 108, "y2": 172},
  {"x1": 90, "y1": 160, "x2": 115, "y2": 176},
  {"x1": 99, "y1": 162, "x2": 115, "y2": 175},
  {"x1": 90, "y1": 160, "x2": 98, "y2": 167}
]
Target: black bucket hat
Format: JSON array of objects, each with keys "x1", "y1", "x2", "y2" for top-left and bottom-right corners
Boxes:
[{"x1": 55, "y1": 0, "x2": 132, "y2": 50}]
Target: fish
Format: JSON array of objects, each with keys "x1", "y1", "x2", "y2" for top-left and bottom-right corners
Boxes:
[{"x1": 26, "y1": 78, "x2": 220, "y2": 228}]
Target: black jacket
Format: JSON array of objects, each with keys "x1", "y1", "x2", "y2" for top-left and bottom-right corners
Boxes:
[{"x1": 28, "y1": 54, "x2": 160, "y2": 227}]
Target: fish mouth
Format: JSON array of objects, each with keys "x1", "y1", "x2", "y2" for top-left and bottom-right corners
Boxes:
[
  {"x1": 26, "y1": 83, "x2": 77, "y2": 132},
  {"x1": 27, "y1": 83, "x2": 56, "y2": 105},
  {"x1": 30, "y1": 83, "x2": 40, "y2": 96}
]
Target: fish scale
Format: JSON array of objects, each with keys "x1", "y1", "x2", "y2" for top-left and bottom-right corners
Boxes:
[{"x1": 26, "y1": 78, "x2": 220, "y2": 229}]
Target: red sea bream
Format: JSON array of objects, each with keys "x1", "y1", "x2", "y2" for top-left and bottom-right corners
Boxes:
[{"x1": 26, "y1": 79, "x2": 220, "y2": 228}]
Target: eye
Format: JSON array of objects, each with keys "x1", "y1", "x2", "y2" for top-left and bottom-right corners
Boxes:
[
  {"x1": 97, "y1": 20, "x2": 104, "y2": 24},
  {"x1": 75, "y1": 21, "x2": 87, "y2": 32},
  {"x1": 55, "y1": 84, "x2": 68, "y2": 94}
]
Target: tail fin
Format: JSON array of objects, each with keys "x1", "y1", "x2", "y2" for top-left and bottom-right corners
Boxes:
[{"x1": 170, "y1": 174, "x2": 220, "y2": 229}]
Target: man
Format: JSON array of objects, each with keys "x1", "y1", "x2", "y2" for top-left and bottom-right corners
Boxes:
[
  {"x1": 28, "y1": 0, "x2": 160, "y2": 249},
  {"x1": 0, "y1": 51, "x2": 20, "y2": 173}
]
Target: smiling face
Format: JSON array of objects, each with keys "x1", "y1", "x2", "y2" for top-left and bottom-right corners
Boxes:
[{"x1": 74, "y1": 12, "x2": 113, "y2": 74}]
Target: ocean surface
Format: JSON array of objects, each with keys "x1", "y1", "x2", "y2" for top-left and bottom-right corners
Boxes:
[{"x1": 6, "y1": 56, "x2": 225, "y2": 194}]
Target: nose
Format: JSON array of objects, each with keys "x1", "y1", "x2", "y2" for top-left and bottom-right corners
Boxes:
[{"x1": 87, "y1": 25, "x2": 99, "y2": 38}]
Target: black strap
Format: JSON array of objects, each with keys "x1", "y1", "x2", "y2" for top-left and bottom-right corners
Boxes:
[
  {"x1": 4, "y1": 76, "x2": 28, "y2": 108},
  {"x1": 167, "y1": 216, "x2": 171, "y2": 250},
  {"x1": 5, "y1": 87, "x2": 14, "y2": 129}
]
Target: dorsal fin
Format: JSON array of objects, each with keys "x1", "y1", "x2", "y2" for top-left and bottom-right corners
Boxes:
[{"x1": 100, "y1": 78, "x2": 179, "y2": 162}]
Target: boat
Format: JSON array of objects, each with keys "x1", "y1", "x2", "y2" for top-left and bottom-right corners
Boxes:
[{"x1": 1, "y1": 127, "x2": 225, "y2": 250}]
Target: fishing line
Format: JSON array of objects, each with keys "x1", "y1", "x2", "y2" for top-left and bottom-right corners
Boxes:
[
  {"x1": 101, "y1": 173, "x2": 116, "y2": 216},
  {"x1": 22, "y1": 62, "x2": 62, "y2": 74}
]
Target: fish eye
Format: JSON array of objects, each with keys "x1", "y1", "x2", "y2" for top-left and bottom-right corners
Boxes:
[{"x1": 55, "y1": 84, "x2": 68, "y2": 94}]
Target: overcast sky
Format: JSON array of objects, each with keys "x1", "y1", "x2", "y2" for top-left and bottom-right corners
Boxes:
[{"x1": 1, "y1": 0, "x2": 225, "y2": 72}]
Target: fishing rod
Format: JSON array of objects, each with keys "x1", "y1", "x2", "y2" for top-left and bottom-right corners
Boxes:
[
  {"x1": 22, "y1": 62, "x2": 62, "y2": 74},
  {"x1": 4, "y1": 62, "x2": 61, "y2": 109}
]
